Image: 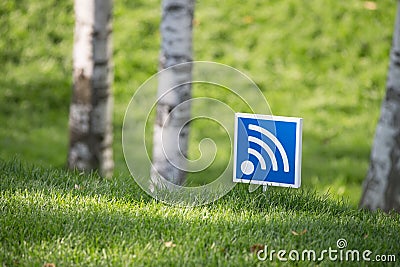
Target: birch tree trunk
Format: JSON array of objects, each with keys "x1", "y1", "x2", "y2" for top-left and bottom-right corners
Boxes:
[
  {"x1": 68, "y1": 0, "x2": 114, "y2": 178},
  {"x1": 151, "y1": 0, "x2": 195, "y2": 188},
  {"x1": 360, "y1": 1, "x2": 400, "y2": 212}
]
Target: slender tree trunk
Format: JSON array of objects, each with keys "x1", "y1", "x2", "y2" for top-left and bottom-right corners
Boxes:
[
  {"x1": 151, "y1": 0, "x2": 195, "y2": 188},
  {"x1": 68, "y1": 0, "x2": 114, "y2": 178},
  {"x1": 360, "y1": 1, "x2": 400, "y2": 212}
]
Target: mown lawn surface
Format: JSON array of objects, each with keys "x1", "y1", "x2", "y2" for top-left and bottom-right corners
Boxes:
[
  {"x1": 1, "y1": 1, "x2": 400, "y2": 265},
  {"x1": 1, "y1": 160, "x2": 399, "y2": 266}
]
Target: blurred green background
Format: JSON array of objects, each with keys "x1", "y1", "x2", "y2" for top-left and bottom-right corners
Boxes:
[{"x1": 0, "y1": 0, "x2": 395, "y2": 206}]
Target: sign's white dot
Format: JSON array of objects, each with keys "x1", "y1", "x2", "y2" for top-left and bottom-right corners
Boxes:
[{"x1": 241, "y1": 160, "x2": 254, "y2": 175}]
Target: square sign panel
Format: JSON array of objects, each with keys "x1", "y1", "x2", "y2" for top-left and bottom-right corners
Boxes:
[{"x1": 233, "y1": 113, "x2": 302, "y2": 188}]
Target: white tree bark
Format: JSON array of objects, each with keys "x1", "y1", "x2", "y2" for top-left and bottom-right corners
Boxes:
[
  {"x1": 68, "y1": 0, "x2": 114, "y2": 178},
  {"x1": 151, "y1": 0, "x2": 195, "y2": 187},
  {"x1": 360, "y1": 1, "x2": 400, "y2": 212}
]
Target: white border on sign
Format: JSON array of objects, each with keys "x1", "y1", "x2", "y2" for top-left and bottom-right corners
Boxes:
[{"x1": 233, "y1": 112, "x2": 302, "y2": 188}]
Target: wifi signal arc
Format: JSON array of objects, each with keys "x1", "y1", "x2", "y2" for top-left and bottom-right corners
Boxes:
[
  {"x1": 248, "y1": 124, "x2": 289, "y2": 173},
  {"x1": 248, "y1": 136, "x2": 278, "y2": 171},
  {"x1": 247, "y1": 148, "x2": 266, "y2": 170}
]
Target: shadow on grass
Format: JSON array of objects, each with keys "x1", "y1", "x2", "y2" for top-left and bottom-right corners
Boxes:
[
  {"x1": 0, "y1": 73, "x2": 71, "y2": 116},
  {"x1": 1, "y1": 158, "x2": 350, "y2": 214}
]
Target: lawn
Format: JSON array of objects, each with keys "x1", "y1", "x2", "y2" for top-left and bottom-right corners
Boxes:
[
  {"x1": 1, "y1": 0, "x2": 399, "y2": 265},
  {"x1": 1, "y1": 160, "x2": 399, "y2": 266}
]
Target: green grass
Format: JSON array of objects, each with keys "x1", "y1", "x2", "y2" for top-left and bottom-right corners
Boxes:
[
  {"x1": 1, "y1": 159, "x2": 399, "y2": 266},
  {"x1": 0, "y1": 1, "x2": 399, "y2": 264}
]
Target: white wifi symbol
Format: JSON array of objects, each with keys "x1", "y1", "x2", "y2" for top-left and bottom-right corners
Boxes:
[{"x1": 240, "y1": 124, "x2": 289, "y2": 175}]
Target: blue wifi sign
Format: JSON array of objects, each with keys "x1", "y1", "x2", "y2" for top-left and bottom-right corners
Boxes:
[{"x1": 233, "y1": 113, "x2": 303, "y2": 188}]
